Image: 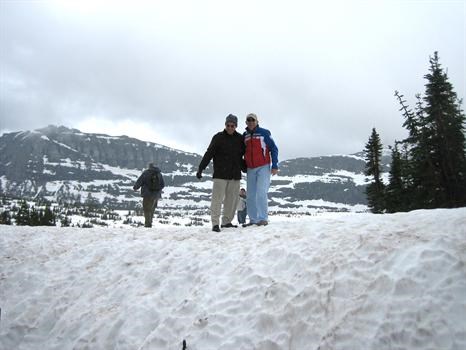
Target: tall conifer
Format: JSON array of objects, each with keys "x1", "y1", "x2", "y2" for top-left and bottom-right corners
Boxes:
[
  {"x1": 385, "y1": 143, "x2": 406, "y2": 212},
  {"x1": 364, "y1": 128, "x2": 385, "y2": 213},
  {"x1": 394, "y1": 52, "x2": 466, "y2": 209},
  {"x1": 421, "y1": 52, "x2": 466, "y2": 207}
]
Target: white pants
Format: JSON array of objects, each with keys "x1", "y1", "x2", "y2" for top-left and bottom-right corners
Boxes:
[{"x1": 211, "y1": 179, "x2": 241, "y2": 226}]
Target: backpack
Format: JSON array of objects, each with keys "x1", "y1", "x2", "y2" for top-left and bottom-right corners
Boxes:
[{"x1": 148, "y1": 172, "x2": 161, "y2": 191}]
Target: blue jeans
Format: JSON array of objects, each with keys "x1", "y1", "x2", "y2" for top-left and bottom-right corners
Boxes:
[
  {"x1": 246, "y1": 164, "x2": 271, "y2": 223},
  {"x1": 237, "y1": 209, "x2": 247, "y2": 224}
]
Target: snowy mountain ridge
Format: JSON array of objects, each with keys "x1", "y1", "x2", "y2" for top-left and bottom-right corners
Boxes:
[{"x1": 0, "y1": 125, "x2": 390, "y2": 213}]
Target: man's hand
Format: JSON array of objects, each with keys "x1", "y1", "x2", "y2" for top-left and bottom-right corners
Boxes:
[
  {"x1": 271, "y1": 168, "x2": 278, "y2": 176},
  {"x1": 196, "y1": 170, "x2": 202, "y2": 179}
]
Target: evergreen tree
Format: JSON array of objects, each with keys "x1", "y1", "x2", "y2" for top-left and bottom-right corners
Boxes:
[
  {"x1": 395, "y1": 52, "x2": 466, "y2": 209},
  {"x1": 29, "y1": 207, "x2": 40, "y2": 226},
  {"x1": 385, "y1": 143, "x2": 409, "y2": 212},
  {"x1": 394, "y1": 92, "x2": 427, "y2": 208},
  {"x1": 16, "y1": 200, "x2": 30, "y2": 226},
  {"x1": 364, "y1": 128, "x2": 385, "y2": 213},
  {"x1": 41, "y1": 205, "x2": 56, "y2": 226},
  {"x1": 0, "y1": 210, "x2": 12, "y2": 225},
  {"x1": 60, "y1": 214, "x2": 71, "y2": 227},
  {"x1": 421, "y1": 52, "x2": 466, "y2": 207}
]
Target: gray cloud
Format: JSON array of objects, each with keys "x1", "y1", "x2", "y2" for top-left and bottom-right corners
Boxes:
[{"x1": 1, "y1": 0, "x2": 464, "y2": 160}]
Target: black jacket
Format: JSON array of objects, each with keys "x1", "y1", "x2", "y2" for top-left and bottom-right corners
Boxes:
[
  {"x1": 198, "y1": 130, "x2": 245, "y2": 180},
  {"x1": 133, "y1": 166, "x2": 165, "y2": 198}
]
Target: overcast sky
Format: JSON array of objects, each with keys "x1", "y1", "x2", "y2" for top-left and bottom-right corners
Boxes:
[{"x1": 1, "y1": 0, "x2": 465, "y2": 160}]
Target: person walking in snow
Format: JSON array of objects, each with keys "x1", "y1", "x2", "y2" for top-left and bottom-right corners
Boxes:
[
  {"x1": 197, "y1": 114, "x2": 245, "y2": 232},
  {"x1": 242, "y1": 113, "x2": 278, "y2": 227},
  {"x1": 133, "y1": 163, "x2": 165, "y2": 228},
  {"x1": 237, "y1": 188, "x2": 247, "y2": 224}
]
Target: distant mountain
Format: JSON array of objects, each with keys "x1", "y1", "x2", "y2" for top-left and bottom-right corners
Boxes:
[
  {"x1": 272, "y1": 153, "x2": 391, "y2": 208},
  {"x1": 0, "y1": 125, "x2": 390, "y2": 212},
  {"x1": 0, "y1": 125, "x2": 203, "y2": 208}
]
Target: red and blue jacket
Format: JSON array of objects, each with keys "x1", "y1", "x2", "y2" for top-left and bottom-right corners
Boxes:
[{"x1": 243, "y1": 126, "x2": 279, "y2": 170}]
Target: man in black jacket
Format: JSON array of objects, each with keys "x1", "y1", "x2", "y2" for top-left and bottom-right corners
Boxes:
[
  {"x1": 197, "y1": 114, "x2": 245, "y2": 232},
  {"x1": 133, "y1": 163, "x2": 165, "y2": 228}
]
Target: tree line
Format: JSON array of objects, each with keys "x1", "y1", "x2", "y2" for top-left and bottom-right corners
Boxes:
[
  {"x1": 0, "y1": 197, "x2": 119, "y2": 227},
  {"x1": 0, "y1": 200, "x2": 57, "y2": 226},
  {"x1": 364, "y1": 52, "x2": 466, "y2": 213}
]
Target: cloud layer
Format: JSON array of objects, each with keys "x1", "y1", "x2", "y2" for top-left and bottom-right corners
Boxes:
[{"x1": 1, "y1": 0, "x2": 464, "y2": 159}]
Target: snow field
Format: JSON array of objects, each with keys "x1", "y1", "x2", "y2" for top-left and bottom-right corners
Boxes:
[{"x1": 1, "y1": 208, "x2": 465, "y2": 349}]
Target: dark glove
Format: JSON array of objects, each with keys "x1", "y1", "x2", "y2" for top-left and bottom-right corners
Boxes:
[{"x1": 196, "y1": 170, "x2": 202, "y2": 179}]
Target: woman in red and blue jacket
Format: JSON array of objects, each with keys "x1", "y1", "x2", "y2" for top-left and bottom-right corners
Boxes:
[{"x1": 243, "y1": 113, "x2": 279, "y2": 226}]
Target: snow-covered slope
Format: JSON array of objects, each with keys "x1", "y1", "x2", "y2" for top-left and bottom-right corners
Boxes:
[{"x1": 1, "y1": 208, "x2": 465, "y2": 349}]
